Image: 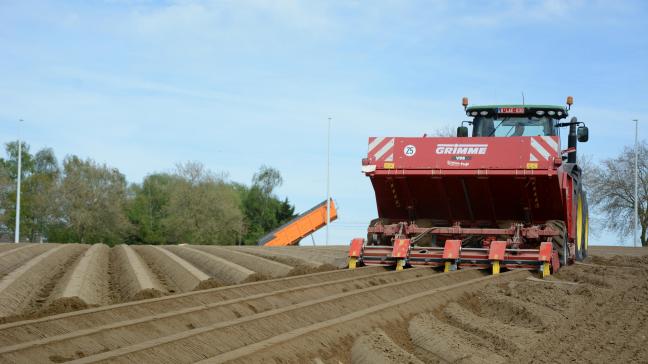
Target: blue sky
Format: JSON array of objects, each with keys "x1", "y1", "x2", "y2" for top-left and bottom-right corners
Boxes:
[{"x1": 0, "y1": 0, "x2": 646, "y2": 245}]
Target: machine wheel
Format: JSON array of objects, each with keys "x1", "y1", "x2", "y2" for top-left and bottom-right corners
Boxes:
[
  {"x1": 581, "y1": 193, "x2": 589, "y2": 259},
  {"x1": 547, "y1": 220, "x2": 567, "y2": 266},
  {"x1": 575, "y1": 192, "x2": 585, "y2": 261}
]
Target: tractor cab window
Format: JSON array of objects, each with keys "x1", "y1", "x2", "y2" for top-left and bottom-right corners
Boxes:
[{"x1": 472, "y1": 116, "x2": 555, "y2": 137}]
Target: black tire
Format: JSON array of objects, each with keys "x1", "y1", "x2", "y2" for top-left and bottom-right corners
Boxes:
[
  {"x1": 575, "y1": 191, "x2": 585, "y2": 262},
  {"x1": 546, "y1": 220, "x2": 568, "y2": 267},
  {"x1": 582, "y1": 193, "x2": 589, "y2": 259}
]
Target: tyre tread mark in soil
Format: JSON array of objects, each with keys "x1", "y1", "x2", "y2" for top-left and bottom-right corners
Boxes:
[
  {"x1": 198, "y1": 271, "x2": 528, "y2": 364},
  {"x1": 0, "y1": 267, "x2": 384, "y2": 348},
  {"x1": 351, "y1": 328, "x2": 423, "y2": 364},
  {"x1": 408, "y1": 312, "x2": 505, "y2": 364},
  {"x1": 0, "y1": 268, "x2": 439, "y2": 361},
  {"x1": 442, "y1": 301, "x2": 538, "y2": 354},
  {"x1": 61, "y1": 270, "x2": 506, "y2": 364}
]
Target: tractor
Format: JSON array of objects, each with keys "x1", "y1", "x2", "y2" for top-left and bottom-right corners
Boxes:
[{"x1": 348, "y1": 97, "x2": 589, "y2": 277}]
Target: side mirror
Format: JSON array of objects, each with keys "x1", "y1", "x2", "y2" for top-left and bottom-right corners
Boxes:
[
  {"x1": 577, "y1": 126, "x2": 589, "y2": 142},
  {"x1": 457, "y1": 126, "x2": 469, "y2": 137}
]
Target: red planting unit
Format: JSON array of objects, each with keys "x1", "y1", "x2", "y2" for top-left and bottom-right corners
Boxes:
[{"x1": 348, "y1": 98, "x2": 590, "y2": 277}]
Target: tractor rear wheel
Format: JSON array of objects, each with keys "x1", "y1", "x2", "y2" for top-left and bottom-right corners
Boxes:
[
  {"x1": 575, "y1": 192, "x2": 585, "y2": 261},
  {"x1": 547, "y1": 220, "x2": 567, "y2": 267},
  {"x1": 581, "y1": 193, "x2": 589, "y2": 259}
]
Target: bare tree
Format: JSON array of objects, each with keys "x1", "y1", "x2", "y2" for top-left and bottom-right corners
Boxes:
[
  {"x1": 430, "y1": 125, "x2": 456, "y2": 137},
  {"x1": 586, "y1": 141, "x2": 648, "y2": 246},
  {"x1": 252, "y1": 165, "x2": 283, "y2": 195}
]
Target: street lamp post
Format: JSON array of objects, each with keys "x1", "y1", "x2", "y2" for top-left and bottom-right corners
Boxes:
[
  {"x1": 326, "y1": 117, "x2": 331, "y2": 246},
  {"x1": 14, "y1": 119, "x2": 23, "y2": 244},
  {"x1": 634, "y1": 119, "x2": 639, "y2": 248}
]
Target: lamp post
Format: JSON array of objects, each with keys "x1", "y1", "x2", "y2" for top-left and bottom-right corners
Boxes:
[
  {"x1": 634, "y1": 119, "x2": 639, "y2": 248},
  {"x1": 326, "y1": 117, "x2": 331, "y2": 246},
  {"x1": 14, "y1": 119, "x2": 23, "y2": 244}
]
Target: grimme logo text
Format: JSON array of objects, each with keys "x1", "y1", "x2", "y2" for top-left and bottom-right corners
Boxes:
[{"x1": 435, "y1": 144, "x2": 488, "y2": 155}]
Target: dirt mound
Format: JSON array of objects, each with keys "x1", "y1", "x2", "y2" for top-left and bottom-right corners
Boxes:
[
  {"x1": 39, "y1": 297, "x2": 91, "y2": 317},
  {"x1": 0, "y1": 244, "x2": 86, "y2": 319},
  {"x1": 0, "y1": 244, "x2": 55, "y2": 279},
  {"x1": 113, "y1": 244, "x2": 166, "y2": 301},
  {"x1": 588, "y1": 254, "x2": 648, "y2": 268},
  {"x1": 135, "y1": 245, "x2": 211, "y2": 292},
  {"x1": 0, "y1": 244, "x2": 357, "y2": 326},
  {"x1": 192, "y1": 246, "x2": 293, "y2": 278},
  {"x1": 442, "y1": 301, "x2": 537, "y2": 353},
  {"x1": 351, "y1": 329, "x2": 423, "y2": 364},
  {"x1": 241, "y1": 272, "x2": 268, "y2": 283},
  {"x1": 2, "y1": 249, "x2": 647, "y2": 363},
  {"x1": 409, "y1": 312, "x2": 505, "y2": 364},
  {"x1": 406, "y1": 255, "x2": 648, "y2": 364},
  {"x1": 165, "y1": 245, "x2": 253, "y2": 285},
  {"x1": 194, "y1": 278, "x2": 223, "y2": 290},
  {"x1": 232, "y1": 247, "x2": 326, "y2": 268},
  {"x1": 287, "y1": 263, "x2": 338, "y2": 276},
  {"x1": 48, "y1": 244, "x2": 111, "y2": 309},
  {"x1": 130, "y1": 288, "x2": 165, "y2": 301}
]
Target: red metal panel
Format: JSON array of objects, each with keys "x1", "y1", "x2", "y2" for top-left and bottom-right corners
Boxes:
[
  {"x1": 538, "y1": 241, "x2": 553, "y2": 261},
  {"x1": 361, "y1": 246, "x2": 395, "y2": 266},
  {"x1": 551, "y1": 250, "x2": 560, "y2": 272},
  {"x1": 488, "y1": 241, "x2": 507, "y2": 260},
  {"x1": 348, "y1": 238, "x2": 364, "y2": 258},
  {"x1": 391, "y1": 238, "x2": 410, "y2": 258},
  {"x1": 369, "y1": 174, "x2": 565, "y2": 224},
  {"x1": 366, "y1": 136, "x2": 560, "y2": 172},
  {"x1": 443, "y1": 240, "x2": 461, "y2": 259}
]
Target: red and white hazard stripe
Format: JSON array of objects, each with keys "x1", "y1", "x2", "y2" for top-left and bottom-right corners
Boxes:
[
  {"x1": 368, "y1": 137, "x2": 395, "y2": 162},
  {"x1": 529, "y1": 136, "x2": 559, "y2": 161}
]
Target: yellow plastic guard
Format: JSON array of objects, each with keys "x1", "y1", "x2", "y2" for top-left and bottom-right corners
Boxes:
[
  {"x1": 348, "y1": 257, "x2": 357, "y2": 270},
  {"x1": 541, "y1": 262, "x2": 551, "y2": 278},
  {"x1": 396, "y1": 259, "x2": 405, "y2": 271},
  {"x1": 444, "y1": 261, "x2": 452, "y2": 272},
  {"x1": 492, "y1": 261, "x2": 500, "y2": 275}
]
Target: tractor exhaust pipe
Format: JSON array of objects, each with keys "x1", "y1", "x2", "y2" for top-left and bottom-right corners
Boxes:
[{"x1": 567, "y1": 117, "x2": 578, "y2": 163}]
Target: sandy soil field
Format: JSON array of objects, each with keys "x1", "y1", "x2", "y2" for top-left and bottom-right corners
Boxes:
[
  {"x1": 0, "y1": 243, "x2": 645, "y2": 363},
  {"x1": 0, "y1": 243, "x2": 343, "y2": 323}
]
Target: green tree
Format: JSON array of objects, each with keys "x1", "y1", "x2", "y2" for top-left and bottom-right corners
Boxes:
[
  {"x1": 0, "y1": 143, "x2": 59, "y2": 242},
  {"x1": 238, "y1": 165, "x2": 295, "y2": 244},
  {"x1": 127, "y1": 173, "x2": 178, "y2": 244},
  {"x1": 161, "y1": 162, "x2": 244, "y2": 245},
  {"x1": 54, "y1": 156, "x2": 132, "y2": 245}
]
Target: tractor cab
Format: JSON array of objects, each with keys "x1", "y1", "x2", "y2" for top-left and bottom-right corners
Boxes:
[{"x1": 461, "y1": 104, "x2": 569, "y2": 138}]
